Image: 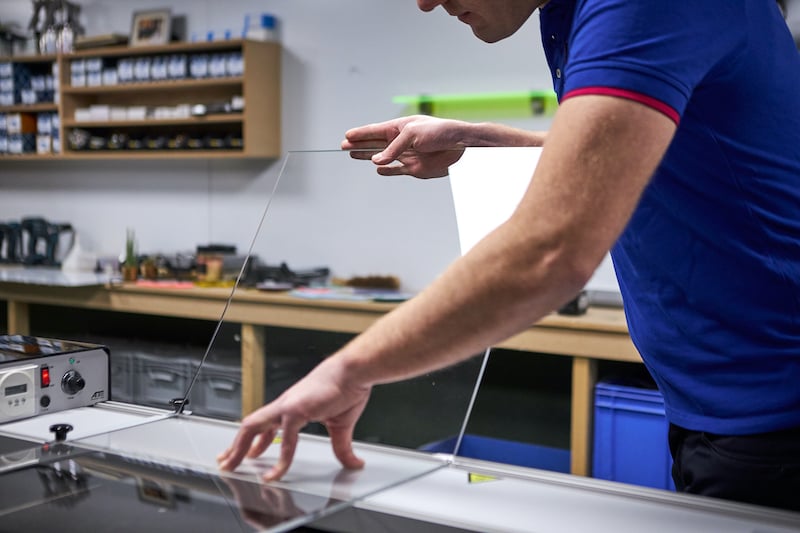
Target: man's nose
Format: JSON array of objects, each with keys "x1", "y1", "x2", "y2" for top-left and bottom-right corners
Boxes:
[{"x1": 418, "y1": 0, "x2": 445, "y2": 13}]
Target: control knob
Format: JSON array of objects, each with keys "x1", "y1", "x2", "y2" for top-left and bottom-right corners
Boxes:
[
  {"x1": 61, "y1": 370, "x2": 85, "y2": 395},
  {"x1": 50, "y1": 423, "x2": 73, "y2": 442}
]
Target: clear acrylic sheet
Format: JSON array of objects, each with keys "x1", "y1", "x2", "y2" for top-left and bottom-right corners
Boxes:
[
  {"x1": 0, "y1": 432, "x2": 44, "y2": 474},
  {"x1": 219, "y1": 150, "x2": 480, "y2": 451},
  {"x1": 192, "y1": 148, "x2": 487, "y2": 453},
  {"x1": 60, "y1": 149, "x2": 493, "y2": 531}
]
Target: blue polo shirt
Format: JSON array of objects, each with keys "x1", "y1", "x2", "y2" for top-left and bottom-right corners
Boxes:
[{"x1": 540, "y1": 0, "x2": 800, "y2": 434}]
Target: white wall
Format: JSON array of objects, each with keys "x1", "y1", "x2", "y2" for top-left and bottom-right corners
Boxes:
[{"x1": 0, "y1": 0, "x2": 618, "y2": 293}]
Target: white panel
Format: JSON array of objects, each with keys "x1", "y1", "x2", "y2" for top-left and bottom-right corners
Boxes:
[{"x1": 449, "y1": 147, "x2": 619, "y2": 293}]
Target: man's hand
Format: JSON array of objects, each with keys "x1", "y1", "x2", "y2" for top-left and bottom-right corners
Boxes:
[
  {"x1": 222, "y1": 477, "x2": 306, "y2": 529},
  {"x1": 341, "y1": 115, "x2": 469, "y2": 178},
  {"x1": 217, "y1": 357, "x2": 370, "y2": 482}
]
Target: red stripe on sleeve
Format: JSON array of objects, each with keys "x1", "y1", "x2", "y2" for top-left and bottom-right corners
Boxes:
[{"x1": 562, "y1": 87, "x2": 680, "y2": 125}]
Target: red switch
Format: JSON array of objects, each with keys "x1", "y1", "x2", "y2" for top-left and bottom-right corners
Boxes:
[{"x1": 40, "y1": 367, "x2": 50, "y2": 387}]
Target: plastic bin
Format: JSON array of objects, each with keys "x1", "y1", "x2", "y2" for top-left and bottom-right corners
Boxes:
[
  {"x1": 134, "y1": 353, "x2": 194, "y2": 410},
  {"x1": 421, "y1": 434, "x2": 570, "y2": 473},
  {"x1": 593, "y1": 381, "x2": 675, "y2": 490},
  {"x1": 191, "y1": 361, "x2": 242, "y2": 420},
  {"x1": 109, "y1": 350, "x2": 135, "y2": 403}
]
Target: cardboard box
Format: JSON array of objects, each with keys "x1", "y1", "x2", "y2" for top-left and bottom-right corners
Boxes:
[
  {"x1": 6, "y1": 113, "x2": 36, "y2": 134},
  {"x1": 36, "y1": 134, "x2": 51, "y2": 154}
]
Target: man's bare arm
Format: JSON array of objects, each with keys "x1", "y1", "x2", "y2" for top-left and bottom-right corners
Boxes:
[
  {"x1": 339, "y1": 95, "x2": 676, "y2": 385},
  {"x1": 219, "y1": 95, "x2": 676, "y2": 480}
]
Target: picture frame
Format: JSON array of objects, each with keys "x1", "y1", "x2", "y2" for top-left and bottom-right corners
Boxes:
[{"x1": 129, "y1": 9, "x2": 171, "y2": 47}]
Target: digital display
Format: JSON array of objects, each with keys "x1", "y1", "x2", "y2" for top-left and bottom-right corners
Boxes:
[{"x1": 5, "y1": 384, "x2": 27, "y2": 396}]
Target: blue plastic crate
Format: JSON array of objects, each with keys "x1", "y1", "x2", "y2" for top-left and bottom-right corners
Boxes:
[
  {"x1": 421, "y1": 434, "x2": 570, "y2": 473},
  {"x1": 593, "y1": 381, "x2": 675, "y2": 490}
]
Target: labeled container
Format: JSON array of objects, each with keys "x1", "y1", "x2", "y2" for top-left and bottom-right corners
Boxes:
[{"x1": 593, "y1": 381, "x2": 675, "y2": 490}]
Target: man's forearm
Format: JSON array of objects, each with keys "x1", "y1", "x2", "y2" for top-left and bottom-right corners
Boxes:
[
  {"x1": 464, "y1": 122, "x2": 547, "y2": 147},
  {"x1": 330, "y1": 95, "x2": 675, "y2": 390}
]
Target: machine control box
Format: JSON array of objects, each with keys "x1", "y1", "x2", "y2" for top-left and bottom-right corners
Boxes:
[{"x1": 0, "y1": 335, "x2": 110, "y2": 424}]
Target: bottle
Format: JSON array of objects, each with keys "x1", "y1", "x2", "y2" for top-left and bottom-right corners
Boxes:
[{"x1": 57, "y1": 22, "x2": 74, "y2": 53}]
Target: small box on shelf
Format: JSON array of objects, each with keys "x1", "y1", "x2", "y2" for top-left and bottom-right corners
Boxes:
[
  {"x1": 36, "y1": 134, "x2": 51, "y2": 154},
  {"x1": 8, "y1": 133, "x2": 36, "y2": 154},
  {"x1": 6, "y1": 112, "x2": 36, "y2": 134}
]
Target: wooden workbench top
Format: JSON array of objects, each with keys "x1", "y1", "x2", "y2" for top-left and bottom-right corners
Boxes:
[{"x1": 0, "y1": 280, "x2": 636, "y2": 362}]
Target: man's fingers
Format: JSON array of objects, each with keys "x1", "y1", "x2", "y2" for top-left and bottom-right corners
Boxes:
[
  {"x1": 376, "y1": 164, "x2": 408, "y2": 176},
  {"x1": 373, "y1": 130, "x2": 414, "y2": 165},
  {"x1": 328, "y1": 425, "x2": 365, "y2": 470},
  {"x1": 217, "y1": 423, "x2": 261, "y2": 471},
  {"x1": 263, "y1": 419, "x2": 304, "y2": 481},
  {"x1": 246, "y1": 427, "x2": 278, "y2": 459},
  {"x1": 346, "y1": 149, "x2": 382, "y2": 161},
  {"x1": 343, "y1": 123, "x2": 396, "y2": 142},
  {"x1": 218, "y1": 407, "x2": 284, "y2": 471},
  {"x1": 341, "y1": 139, "x2": 388, "y2": 151}
]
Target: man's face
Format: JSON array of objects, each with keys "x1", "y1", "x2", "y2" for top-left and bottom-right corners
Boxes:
[{"x1": 417, "y1": 0, "x2": 543, "y2": 43}]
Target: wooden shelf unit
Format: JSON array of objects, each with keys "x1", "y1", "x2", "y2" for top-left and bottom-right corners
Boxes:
[
  {"x1": 60, "y1": 76, "x2": 244, "y2": 94},
  {"x1": 2, "y1": 54, "x2": 58, "y2": 63},
  {"x1": 62, "y1": 113, "x2": 245, "y2": 128},
  {"x1": 1, "y1": 103, "x2": 58, "y2": 113},
  {"x1": 0, "y1": 39, "x2": 281, "y2": 160}
]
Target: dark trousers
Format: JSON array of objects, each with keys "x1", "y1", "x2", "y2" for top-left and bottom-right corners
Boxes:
[{"x1": 669, "y1": 423, "x2": 800, "y2": 512}]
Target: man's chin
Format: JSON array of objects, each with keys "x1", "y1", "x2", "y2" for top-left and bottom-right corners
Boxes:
[{"x1": 472, "y1": 28, "x2": 505, "y2": 43}]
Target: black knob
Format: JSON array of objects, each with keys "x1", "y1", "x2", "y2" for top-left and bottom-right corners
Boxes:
[
  {"x1": 49, "y1": 423, "x2": 73, "y2": 442},
  {"x1": 61, "y1": 369, "x2": 85, "y2": 395},
  {"x1": 40, "y1": 395, "x2": 50, "y2": 407}
]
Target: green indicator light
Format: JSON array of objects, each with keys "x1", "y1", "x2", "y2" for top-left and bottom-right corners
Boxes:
[{"x1": 69, "y1": 357, "x2": 75, "y2": 365}]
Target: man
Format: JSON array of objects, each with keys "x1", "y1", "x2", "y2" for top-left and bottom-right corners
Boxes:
[{"x1": 220, "y1": 0, "x2": 800, "y2": 511}]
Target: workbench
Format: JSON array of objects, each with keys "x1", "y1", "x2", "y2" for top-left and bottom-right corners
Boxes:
[{"x1": 0, "y1": 280, "x2": 639, "y2": 477}]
